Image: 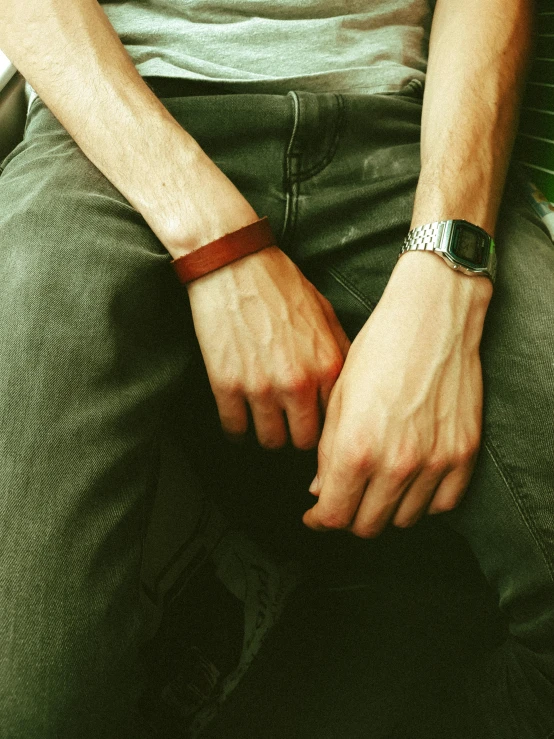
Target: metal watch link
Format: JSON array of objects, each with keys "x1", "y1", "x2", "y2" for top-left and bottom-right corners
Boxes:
[{"x1": 399, "y1": 219, "x2": 497, "y2": 284}]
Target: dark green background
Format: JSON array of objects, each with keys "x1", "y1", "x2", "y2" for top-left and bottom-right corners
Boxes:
[{"x1": 515, "y1": 1, "x2": 554, "y2": 200}]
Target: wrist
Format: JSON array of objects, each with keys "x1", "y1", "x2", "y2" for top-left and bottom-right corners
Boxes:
[
  {"x1": 412, "y1": 172, "x2": 500, "y2": 239},
  {"x1": 385, "y1": 250, "x2": 491, "y2": 353},
  {"x1": 155, "y1": 148, "x2": 260, "y2": 260},
  {"x1": 390, "y1": 250, "x2": 493, "y2": 316},
  {"x1": 172, "y1": 216, "x2": 277, "y2": 286}
]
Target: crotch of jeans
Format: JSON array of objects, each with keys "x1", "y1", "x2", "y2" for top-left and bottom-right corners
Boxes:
[{"x1": 397, "y1": 77, "x2": 425, "y2": 101}]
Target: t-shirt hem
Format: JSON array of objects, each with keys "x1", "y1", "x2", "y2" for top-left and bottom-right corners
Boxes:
[{"x1": 132, "y1": 60, "x2": 426, "y2": 96}]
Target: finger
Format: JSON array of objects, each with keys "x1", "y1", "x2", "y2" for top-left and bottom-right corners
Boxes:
[
  {"x1": 303, "y1": 432, "x2": 369, "y2": 532},
  {"x1": 309, "y1": 384, "x2": 343, "y2": 493},
  {"x1": 281, "y1": 383, "x2": 321, "y2": 450},
  {"x1": 391, "y1": 467, "x2": 447, "y2": 528},
  {"x1": 318, "y1": 371, "x2": 341, "y2": 418},
  {"x1": 212, "y1": 388, "x2": 249, "y2": 440},
  {"x1": 304, "y1": 464, "x2": 368, "y2": 531},
  {"x1": 349, "y1": 471, "x2": 418, "y2": 538},
  {"x1": 427, "y1": 465, "x2": 473, "y2": 515},
  {"x1": 315, "y1": 292, "x2": 352, "y2": 359},
  {"x1": 249, "y1": 393, "x2": 288, "y2": 450}
]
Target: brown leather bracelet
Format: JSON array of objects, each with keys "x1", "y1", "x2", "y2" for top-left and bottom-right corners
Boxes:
[{"x1": 171, "y1": 216, "x2": 277, "y2": 284}]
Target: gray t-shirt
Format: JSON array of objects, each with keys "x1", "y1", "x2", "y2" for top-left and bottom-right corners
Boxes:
[{"x1": 100, "y1": 0, "x2": 433, "y2": 95}]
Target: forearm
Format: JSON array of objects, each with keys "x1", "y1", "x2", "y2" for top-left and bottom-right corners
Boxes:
[
  {"x1": 412, "y1": 0, "x2": 535, "y2": 238},
  {"x1": 0, "y1": 0, "x2": 256, "y2": 256}
]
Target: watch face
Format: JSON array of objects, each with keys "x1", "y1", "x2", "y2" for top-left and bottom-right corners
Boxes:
[{"x1": 450, "y1": 223, "x2": 490, "y2": 267}]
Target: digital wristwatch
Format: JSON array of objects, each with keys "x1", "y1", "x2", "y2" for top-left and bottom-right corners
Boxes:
[{"x1": 399, "y1": 219, "x2": 497, "y2": 284}]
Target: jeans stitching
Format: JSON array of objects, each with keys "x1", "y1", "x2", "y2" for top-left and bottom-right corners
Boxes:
[
  {"x1": 324, "y1": 264, "x2": 377, "y2": 314},
  {"x1": 285, "y1": 91, "x2": 347, "y2": 182},
  {"x1": 281, "y1": 90, "x2": 301, "y2": 245},
  {"x1": 281, "y1": 92, "x2": 347, "y2": 250},
  {"x1": 484, "y1": 437, "x2": 554, "y2": 583},
  {"x1": 295, "y1": 93, "x2": 346, "y2": 181}
]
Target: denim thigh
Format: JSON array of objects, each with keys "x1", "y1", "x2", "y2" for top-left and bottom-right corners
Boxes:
[
  {"x1": 272, "y1": 87, "x2": 554, "y2": 738},
  {"x1": 0, "y1": 97, "x2": 219, "y2": 738}
]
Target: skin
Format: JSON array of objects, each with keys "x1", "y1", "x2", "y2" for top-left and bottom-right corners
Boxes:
[
  {"x1": 303, "y1": 0, "x2": 534, "y2": 534},
  {"x1": 0, "y1": 0, "x2": 534, "y2": 537}
]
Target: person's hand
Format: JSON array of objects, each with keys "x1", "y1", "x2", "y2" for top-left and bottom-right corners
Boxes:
[
  {"x1": 303, "y1": 251, "x2": 493, "y2": 536},
  {"x1": 186, "y1": 243, "x2": 351, "y2": 450}
]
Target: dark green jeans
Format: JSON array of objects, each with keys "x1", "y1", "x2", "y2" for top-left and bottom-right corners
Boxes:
[{"x1": 0, "y1": 78, "x2": 553, "y2": 739}]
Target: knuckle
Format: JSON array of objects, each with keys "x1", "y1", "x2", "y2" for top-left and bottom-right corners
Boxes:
[
  {"x1": 452, "y1": 440, "x2": 479, "y2": 468},
  {"x1": 336, "y1": 434, "x2": 373, "y2": 472},
  {"x1": 318, "y1": 292, "x2": 334, "y2": 311},
  {"x1": 317, "y1": 509, "x2": 351, "y2": 530},
  {"x1": 341, "y1": 449, "x2": 371, "y2": 476},
  {"x1": 386, "y1": 454, "x2": 421, "y2": 483},
  {"x1": 247, "y1": 381, "x2": 273, "y2": 401},
  {"x1": 279, "y1": 370, "x2": 313, "y2": 397},
  {"x1": 426, "y1": 455, "x2": 448, "y2": 478},
  {"x1": 216, "y1": 376, "x2": 243, "y2": 396},
  {"x1": 321, "y1": 355, "x2": 344, "y2": 381}
]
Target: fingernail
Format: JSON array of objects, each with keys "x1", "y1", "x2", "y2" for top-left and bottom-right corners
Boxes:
[{"x1": 309, "y1": 474, "x2": 319, "y2": 493}]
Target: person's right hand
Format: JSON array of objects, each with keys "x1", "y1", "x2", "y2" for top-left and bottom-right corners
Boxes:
[{"x1": 186, "y1": 242, "x2": 351, "y2": 451}]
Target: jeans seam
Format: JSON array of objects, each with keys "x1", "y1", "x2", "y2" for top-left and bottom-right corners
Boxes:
[
  {"x1": 281, "y1": 92, "x2": 347, "y2": 250},
  {"x1": 295, "y1": 93, "x2": 346, "y2": 181},
  {"x1": 324, "y1": 264, "x2": 377, "y2": 314},
  {"x1": 281, "y1": 90, "x2": 301, "y2": 245},
  {"x1": 484, "y1": 437, "x2": 554, "y2": 583}
]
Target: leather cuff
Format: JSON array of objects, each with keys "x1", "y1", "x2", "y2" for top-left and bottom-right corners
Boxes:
[{"x1": 171, "y1": 216, "x2": 277, "y2": 284}]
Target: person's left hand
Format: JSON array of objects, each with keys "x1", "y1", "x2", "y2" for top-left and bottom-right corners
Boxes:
[{"x1": 303, "y1": 251, "x2": 493, "y2": 537}]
